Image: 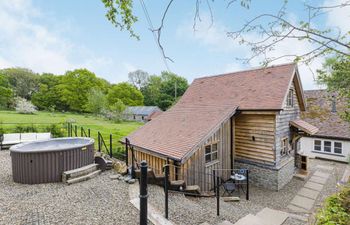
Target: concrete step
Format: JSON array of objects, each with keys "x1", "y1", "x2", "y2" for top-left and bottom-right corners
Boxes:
[
  {"x1": 67, "y1": 170, "x2": 102, "y2": 185},
  {"x1": 62, "y1": 163, "x2": 98, "y2": 182},
  {"x1": 255, "y1": 208, "x2": 289, "y2": 225},
  {"x1": 233, "y1": 214, "x2": 266, "y2": 225}
]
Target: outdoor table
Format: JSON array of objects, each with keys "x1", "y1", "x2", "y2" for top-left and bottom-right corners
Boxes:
[{"x1": 230, "y1": 173, "x2": 247, "y2": 195}]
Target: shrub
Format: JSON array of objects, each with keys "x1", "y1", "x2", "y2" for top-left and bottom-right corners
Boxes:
[
  {"x1": 44, "y1": 124, "x2": 66, "y2": 137},
  {"x1": 14, "y1": 124, "x2": 38, "y2": 133},
  {"x1": 316, "y1": 184, "x2": 350, "y2": 225},
  {"x1": 15, "y1": 97, "x2": 37, "y2": 114}
]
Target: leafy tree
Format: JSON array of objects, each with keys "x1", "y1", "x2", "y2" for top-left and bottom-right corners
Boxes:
[
  {"x1": 107, "y1": 82, "x2": 144, "y2": 106},
  {"x1": 142, "y1": 72, "x2": 188, "y2": 110},
  {"x1": 15, "y1": 97, "x2": 37, "y2": 114},
  {"x1": 317, "y1": 55, "x2": 350, "y2": 120},
  {"x1": 0, "y1": 68, "x2": 39, "y2": 99},
  {"x1": 0, "y1": 74, "x2": 13, "y2": 109},
  {"x1": 86, "y1": 88, "x2": 108, "y2": 114},
  {"x1": 56, "y1": 69, "x2": 107, "y2": 112},
  {"x1": 128, "y1": 70, "x2": 149, "y2": 90},
  {"x1": 31, "y1": 73, "x2": 64, "y2": 111}
]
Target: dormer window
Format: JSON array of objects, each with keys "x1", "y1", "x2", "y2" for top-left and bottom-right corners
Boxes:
[{"x1": 287, "y1": 89, "x2": 294, "y2": 107}]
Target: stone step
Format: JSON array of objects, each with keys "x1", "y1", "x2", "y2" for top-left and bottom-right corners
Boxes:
[
  {"x1": 67, "y1": 170, "x2": 101, "y2": 185},
  {"x1": 233, "y1": 214, "x2": 266, "y2": 225},
  {"x1": 255, "y1": 208, "x2": 289, "y2": 225},
  {"x1": 62, "y1": 163, "x2": 98, "y2": 182},
  {"x1": 184, "y1": 185, "x2": 201, "y2": 195}
]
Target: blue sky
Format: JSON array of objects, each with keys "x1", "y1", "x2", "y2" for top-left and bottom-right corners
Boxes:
[{"x1": 0, "y1": 0, "x2": 348, "y2": 89}]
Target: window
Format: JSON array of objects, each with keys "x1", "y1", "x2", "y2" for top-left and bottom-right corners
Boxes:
[
  {"x1": 334, "y1": 142, "x2": 342, "y2": 154},
  {"x1": 324, "y1": 141, "x2": 332, "y2": 152},
  {"x1": 281, "y1": 137, "x2": 288, "y2": 156},
  {"x1": 205, "y1": 143, "x2": 218, "y2": 163},
  {"x1": 314, "y1": 140, "x2": 321, "y2": 151},
  {"x1": 287, "y1": 89, "x2": 294, "y2": 107}
]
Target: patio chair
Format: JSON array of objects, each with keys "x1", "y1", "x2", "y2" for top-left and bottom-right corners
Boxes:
[{"x1": 221, "y1": 178, "x2": 236, "y2": 196}]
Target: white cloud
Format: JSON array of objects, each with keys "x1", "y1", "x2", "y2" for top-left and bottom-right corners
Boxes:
[
  {"x1": 324, "y1": 0, "x2": 350, "y2": 36},
  {"x1": 0, "y1": 0, "x2": 120, "y2": 81}
]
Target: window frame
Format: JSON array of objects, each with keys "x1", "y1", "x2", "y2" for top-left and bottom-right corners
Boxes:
[
  {"x1": 281, "y1": 137, "x2": 289, "y2": 156},
  {"x1": 286, "y1": 89, "x2": 294, "y2": 107},
  {"x1": 204, "y1": 142, "x2": 219, "y2": 164},
  {"x1": 334, "y1": 142, "x2": 342, "y2": 154},
  {"x1": 324, "y1": 141, "x2": 332, "y2": 153},
  {"x1": 314, "y1": 140, "x2": 322, "y2": 151}
]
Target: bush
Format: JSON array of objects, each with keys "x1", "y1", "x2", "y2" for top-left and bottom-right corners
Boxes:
[
  {"x1": 316, "y1": 184, "x2": 350, "y2": 224},
  {"x1": 14, "y1": 124, "x2": 38, "y2": 133},
  {"x1": 44, "y1": 124, "x2": 66, "y2": 137},
  {"x1": 15, "y1": 97, "x2": 37, "y2": 114}
]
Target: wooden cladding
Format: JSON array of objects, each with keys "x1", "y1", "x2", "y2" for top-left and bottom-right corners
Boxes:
[
  {"x1": 129, "y1": 148, "x2": 167, "y2": 176},
  {"x1": 235, "y1": 113, "x2": 276, "y2": 163}
]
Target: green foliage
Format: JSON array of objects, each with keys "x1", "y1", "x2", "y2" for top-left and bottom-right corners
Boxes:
[
  {"x1": 107, "y1": 82, "x2": 144, "y2": 106},
  {"x1": 44, "y1": 124, "x2": 66, "y2": 137},
  {"x1": 0, "y1": 68, "x2": 39, "y2": 99},
  {"x1": 86, "y1": 88, "x2": 108, "y2": 114},
  {"x1": 31, "y1": 73, "x2": 64, "y2": 111},
  {"x1": 57, "y1": 69, "x2": 108, "y2": 112},
  {"x1": 101, "y1": 0, "x2": 138, "y2": 38},
  {"x1": 0, "y1": 74, "x2": 13, "y2": 109},
  {"x1": 317, "y1": 55, "x2": 350, "y2": 121},
  {"x1": 141, "y1": 72, "x2": 188, "y2": 110},
  {"x1": 14, "y1": 124, "x2": 38, "y2": 133},
  {"x1": 316, "y1": 184, "x2": 350, "y2": 225}
]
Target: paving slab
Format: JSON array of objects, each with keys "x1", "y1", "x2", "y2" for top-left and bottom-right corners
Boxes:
[
  {"x1": 218, "y1": 220, "x2": 235, "y2": 225},
  {"x1": 313, "y1": 171, "x2": 330, "y2": 179},
  {"x1": 255, "y1": 207, "x2": 289, "y2": 225},
  {"x1": 297, "y1": 187, "x2": 320, "y2": 200},
  {"x1": 290, "y1": 195, "x2": 315, "y2": 210},
  {"x1": 304, "y1": 181, "x2": 324, "y2": 191},
  {"x1": 309, "y1": 176, "x2": 328, "y2": 184},
  {"x1": 287, "y1": 204, "x2": 308, "y2": 213},
  {"x1": 233, "y1": 214, "x2": 266, "y2": 225},
  {"x1": 315, "y1": 165, "x2": 334, "y2": 171}
]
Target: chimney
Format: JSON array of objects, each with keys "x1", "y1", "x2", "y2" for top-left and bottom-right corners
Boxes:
[{"x1": 331, "y1": 95, "x2": 337, "y2": 113}]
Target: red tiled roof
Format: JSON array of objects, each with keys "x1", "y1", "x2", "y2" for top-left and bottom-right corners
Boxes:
[
  {"x1": 146, "y1": 111, "x2": 163, "y2": 121},
  {"x1": 290, "y1": 119, "x2": 319, "y2": 135},
  {"x1": 126, "y1": 63, "x2": 299, "y2": 161},
  {"x1": 301, "y1": 90, "x2": 350, "y2": 140}
]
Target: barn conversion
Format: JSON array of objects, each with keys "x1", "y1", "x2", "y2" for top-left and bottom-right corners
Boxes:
[
  {"x1": 124, "y1": 63, "x2": 316, "y2": 191},
  {"x1": 299, "y1": 90, "x2": 350, "y2": 162},
  {"x1": 123, "y1": 106, "x2": 163, "y2": 122}
]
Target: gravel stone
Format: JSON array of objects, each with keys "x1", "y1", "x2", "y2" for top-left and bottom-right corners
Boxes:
[
  {"x1": 128, "y1": 179, "x2": 136, "y2": 184},
  {"x1": 0, "y1": 151, "x2": 141, "y2": 225}
]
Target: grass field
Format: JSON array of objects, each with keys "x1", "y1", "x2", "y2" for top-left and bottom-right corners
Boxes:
[{"x1": 0, "y1": 110, "x2": 143, "y2": 156}]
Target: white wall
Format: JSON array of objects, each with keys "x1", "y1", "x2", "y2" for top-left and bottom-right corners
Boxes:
[{"x1": 299, "y1": 137, "x2": 350, "y2": 163}]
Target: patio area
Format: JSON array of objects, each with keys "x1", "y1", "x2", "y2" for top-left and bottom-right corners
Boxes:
[
  {"x1": 0, "y1": 150, "x2": 139, "y2": 225},
  {"x1": 0, "y1": 148, "x2": 347, "y2": 225}
]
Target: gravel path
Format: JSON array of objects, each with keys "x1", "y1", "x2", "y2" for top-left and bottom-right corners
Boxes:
[
  {"x1": 146, "y1": 158, "x2": 347, "y2": 225},
  {"x1": 0, "y1": 151, "x2": 139, "y2": 225}
]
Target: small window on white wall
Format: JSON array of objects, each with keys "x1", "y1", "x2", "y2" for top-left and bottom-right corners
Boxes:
[
  {"x1": 334, "y1": 142, "x2": 342, "y2": 154},
  {"x1": 324, "y1": 141, "x2": 332, "y2": 152},
  {"x1": 314, "y1": 140, "x2": 321, "y2": 151}
]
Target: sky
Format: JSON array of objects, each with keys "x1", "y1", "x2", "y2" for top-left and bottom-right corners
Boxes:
[{"x1": 0, "y1": 0, "x2": 348, "y2": 90}]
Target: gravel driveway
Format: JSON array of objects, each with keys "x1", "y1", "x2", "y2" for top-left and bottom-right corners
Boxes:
[{"x1": 0, "y1": 151, "x2": 139, "y2": 225}]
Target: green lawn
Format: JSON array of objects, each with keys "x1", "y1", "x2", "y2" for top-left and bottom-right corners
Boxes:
[{"x1": 0, "y1": 110, "x2": 143, "y2": 157}]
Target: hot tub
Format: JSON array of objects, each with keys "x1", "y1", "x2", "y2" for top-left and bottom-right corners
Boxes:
[{"x1": 10, "y1": 137, "x2": 95, "y2": 184}]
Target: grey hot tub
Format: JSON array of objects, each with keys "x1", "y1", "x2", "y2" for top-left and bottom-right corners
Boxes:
[{"x1": 10, "y1": 137, "x2": 95, "y2": 184}]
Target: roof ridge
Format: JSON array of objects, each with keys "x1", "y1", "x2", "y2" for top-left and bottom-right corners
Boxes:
[{"x1": 194, "y1": 62, "x2": 296, "y2": 81}]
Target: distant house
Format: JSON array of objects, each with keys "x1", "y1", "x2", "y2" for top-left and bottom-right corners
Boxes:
[
  {"x1": 124, "y1": 106, "x2": 163, "y2": 122},
  {"x1": 299, "y1": 90, "x2": 350, "y2": 162},
  {"x1": 123, "y1": 63, "x2": 317, "y2": 191}
]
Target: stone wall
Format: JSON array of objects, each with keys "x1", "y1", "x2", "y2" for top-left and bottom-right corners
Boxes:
[{"x1": 235, "y1": 157, "x2": 295, "y2": 191}]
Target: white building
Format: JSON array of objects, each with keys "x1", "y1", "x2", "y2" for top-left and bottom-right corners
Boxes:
[{"x1": 299, "y1": 90, "x2": 350, "y2": 163}]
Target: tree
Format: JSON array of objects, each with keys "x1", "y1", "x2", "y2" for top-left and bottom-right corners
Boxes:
[
  {"x1": 86, "y1": 88, "x2": 108, "y2": 114},
  {"x1": 128, "y1": 70, "x2": 149, "y2": 90},
  {"x1": 141, "y1": 72, "x2": 188, "y2": 110},
  {"x1": 107, "y1": 82, "x2": 144, "y2": 106},
  {"x1": 15, "y1": 97, "x2": 37, "y2": 114},
  {"x1": 31, "y1": 73, "x2": 64, "y2": 111},
  {"x1": 56, "y1": 69, "x2": 107, "y2": 112},
  {"x1": 0, "y1": 68, "x2": 39, "y2": 99},
  {"x1": 0, "y1": 74, "x2": 13, "y2": 109},
  {"x1": 317, "y1": 55, "x2": 350, "y2": 120},
  {"x1": 102, "y1": 0, "x2": 350, "y2": 65}
]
